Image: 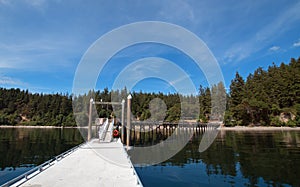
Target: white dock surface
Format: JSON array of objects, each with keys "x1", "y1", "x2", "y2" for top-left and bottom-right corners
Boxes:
[{"x1": 18, "y1": 139, "x2": 142, "y2": 187}]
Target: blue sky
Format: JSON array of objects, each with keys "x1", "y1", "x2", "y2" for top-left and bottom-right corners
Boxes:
[{"x1": 0, "y1": 0, "x2": 300, "y2": 94}]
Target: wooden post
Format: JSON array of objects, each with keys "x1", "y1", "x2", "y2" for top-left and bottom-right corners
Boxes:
[
  {"x1": 121, "y1": 99, "x2": 125, "y2": 143},
  {"x1": 88, "y1": 98, "x2": 93, "y2": 141},
  {"x1": 126, "y1": 94, "x2": 132, "y2": 148}
]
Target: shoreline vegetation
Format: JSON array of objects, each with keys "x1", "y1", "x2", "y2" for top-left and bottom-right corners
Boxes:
[
  {"x1": 0, "y1": 125, "x2": 85, "y2": 128},
  {"x1": 0, "y1": 57, "x2": 299, "y2": 127},
  {"x1": 220, "y1": 126, "x2": 300, "y2": 131},
  {"x1": 1, "y1": 125, "x2": 300, "y2": 131}
]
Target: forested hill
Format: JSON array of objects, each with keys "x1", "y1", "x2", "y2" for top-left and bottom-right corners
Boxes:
[
  {"x1": 0, "y1": 88, "x2": 202, "y2": 126},
  {"x1": 225, "y1": 57, "x2": 300, "y2": 127},
  {"x1": 0, "y1": 57, "x2": 299, "y2": 127},
  {"x1": 0, "y1": 90, "x2": 75, "y2": 126}
]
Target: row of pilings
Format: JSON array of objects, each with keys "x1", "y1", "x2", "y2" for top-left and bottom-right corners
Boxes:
[{"x1": 121, "y1": 122, "x2": 220, "y2": 146}]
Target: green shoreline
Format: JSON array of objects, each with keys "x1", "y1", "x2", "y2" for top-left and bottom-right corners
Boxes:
[
  {"x1": 0, "y1": 125, "x2": 87, "y2": 128},
  {"x1": 219, "y1": 126, "x2": 300, "y2": 130},
  {"x1": 1, "y1": 125, "x2": 300, "y2": 131}
]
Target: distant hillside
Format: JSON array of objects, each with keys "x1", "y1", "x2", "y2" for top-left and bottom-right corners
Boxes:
[
  {"x1": 0, "y1": 57, "x2": 299, "y2": 127},
  {"x1": 0, "y1": 89, "x2": 75, "y2": 126}
]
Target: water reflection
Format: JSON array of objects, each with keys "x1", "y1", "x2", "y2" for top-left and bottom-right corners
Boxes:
[
  {"x1": 129, "y1": 127, "x2": 195, "y2": 166},
  {"x1": 0, "y1": 128, "x2": 84, "y2": 185},
  {"x1": 135, "y1": 129, "x2": 300, "y2": 187},
  {"x1": 1, "y1": 127, "x2": 299, "y2": 186}
]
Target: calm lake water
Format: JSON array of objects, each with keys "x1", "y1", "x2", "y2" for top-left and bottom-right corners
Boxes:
[
  {"x1": 0, "y1": 128, "x2": 300, "y2": 186},
  {"x1": 134, "y1": 130, "x2": 300, "y2": 187},
  {"x1": 0, "y1": 128, "x2": 84, "y2": 185}
]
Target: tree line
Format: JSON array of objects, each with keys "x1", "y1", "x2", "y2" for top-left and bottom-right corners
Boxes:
[
  {"x1": 225, "y1": 57, "x2": 300, "y2": 127},
  {"x1": 0, "y1": 89, "x2": 75, "y2": 126},
  {"x1": 0, "y1": 57, "x2": 299, "y2": 126}
]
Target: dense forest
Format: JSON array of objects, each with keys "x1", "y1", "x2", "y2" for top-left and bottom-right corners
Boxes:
[
  {"x1": 0, "y1": 57, "x2": 299, "y2": 127},
  {"x1": 0, "y1": 90, "x2": 75, "y2": 126},
  {"x1": 225, "y1": 57, "x2": 300, "y2": 127}
]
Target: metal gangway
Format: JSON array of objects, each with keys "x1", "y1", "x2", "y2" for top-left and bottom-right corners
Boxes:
[{"x1": 98, "y1": 118, "x2": 115, "y2": 142}]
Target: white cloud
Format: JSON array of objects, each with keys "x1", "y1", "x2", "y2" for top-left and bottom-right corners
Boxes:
[
  {"x1": 0, "y1": 38, "x2": 80, "y2": 71},
  {"x1": 223, "y1": 1, "x2": 300, "y2": 63},
  {"x1": 0, "y1": 75, "x2": 26, "y2": 86},
  {"x1": 0, "y1": 74, "x2": 53, "y2": 93},
  {"x1": 293, "y1": 39, "x2": 300, "y2": 47},
  {"x1": 169, "y1": 75, "x2": 190, "y2": 86},
  {"x1": 269, "y1": 46, "x2": 280, "y2": 51},
  {"x1": 157, "y1": 0, "x2": 196, "y2": 23}
]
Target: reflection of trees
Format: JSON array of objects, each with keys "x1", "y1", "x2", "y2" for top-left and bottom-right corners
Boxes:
[
  {"x1": 2, "y1": 128, "x2": 299, "y2": 186},
  {"x1": 0, "y1": 128, "x2": 83, "y2": 170},
  {"x1": 233, "y1": 131, "x2": 300, "y2": 186},
  {"x1": 161, "y1": 131, "x2": 237, "y2": 176},
  {"x1": 150, "y1": 130, "x2": 300, "y2": 186}
]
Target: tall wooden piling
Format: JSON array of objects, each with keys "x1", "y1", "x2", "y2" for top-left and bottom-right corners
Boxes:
[
  {"x1": 126, "y1": 94, "x2": 132, "y2": 148},
  {"x1": 88, "y1": 98, "x2": 93, "y2": 141},
  {"x1": 121, "y1": 99, "x2": 125, "y2": 143}
]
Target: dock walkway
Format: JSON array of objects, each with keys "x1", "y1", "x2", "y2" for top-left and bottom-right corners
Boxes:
[{"x1": 13, "y1": 139, "x2": 142, "y2": 187}]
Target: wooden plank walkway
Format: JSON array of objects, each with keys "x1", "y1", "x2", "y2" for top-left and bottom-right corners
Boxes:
[{"x1": 13, "y1": 139, "x2": 142, "y2": 187}]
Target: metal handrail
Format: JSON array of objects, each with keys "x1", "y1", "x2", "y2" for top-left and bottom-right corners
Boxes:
[
  {"x1": 1, "y1": 142, "x2": 85, "y2": 187},
  {"x1": 105, "y1": 119, "x2": 115, "y2": 142},
  {"x1": 99, "y1": 118, "x2": 109, "y2": 140},
  {"x1": 122, "y1": 146, "x2": 143, "y2": 187}
]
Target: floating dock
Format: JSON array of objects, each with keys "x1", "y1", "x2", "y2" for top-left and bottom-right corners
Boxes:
[{"x1": 8, "y1": 139, "x2": 142, "y2": 187}]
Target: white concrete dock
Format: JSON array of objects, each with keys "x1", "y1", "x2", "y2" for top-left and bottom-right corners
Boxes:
[{"x1": 14, "y1": 139, "x2": 142, "y2": 187}]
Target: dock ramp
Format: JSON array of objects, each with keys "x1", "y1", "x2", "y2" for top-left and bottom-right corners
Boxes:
[
  {"x1": 7, "y1": 139, "x2": 143, "y2": 187},
  {"x1": 98, "y1": 119, "x2": 115, "y2": 142}
]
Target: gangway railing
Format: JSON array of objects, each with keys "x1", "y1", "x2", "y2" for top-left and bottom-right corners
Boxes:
[
  {"x1": 104, "y1": 119, "x2": 114, "y2": 142},
  {"x1": 119, "y1": 138, "x2": 143, "y2": 186},
  {"x1": 1, "y1": 142, "x2": 85, "y2": 187},
  {"x1": 98, "y1": 118, "x2": 109, "y2": 141}
]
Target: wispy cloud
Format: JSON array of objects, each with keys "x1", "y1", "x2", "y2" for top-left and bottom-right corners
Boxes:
[
  {"x1": 0, "y1": 0, "x2": 299, "y2": 93},
  {"x1": 169, "y1": 75, "x2": 190, "y2": 86},
  {"x1": 0, "y1": 38, "x2": 81, "y2": 71},
  {"x1": 269, "y1": 46, "x2": 280, "y2": 51},
  {"x1": 0, "y1": 75, "x2": 27, "y2": 86},
  {"x1": 293, "y1": 39, "x2": 300, "y2": 47},
  {"x1": 157, "y1": 0, "x2": 196, "y2": 24},
  {"x1": 24, "y1": 0, "x2": 47, "y2": 8},
  {"x1": 0, "y1": 0, "x2": 10, "y2": 5},
  {"x1": 0, "y1": 0, "x2": 48, "y2": 11},
  {"x1": 223, "y1": 1, "x2": 300, "y2": 63},
  {"x1": 110, "y1": 56, "x2": 198, "y2": 94}
]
